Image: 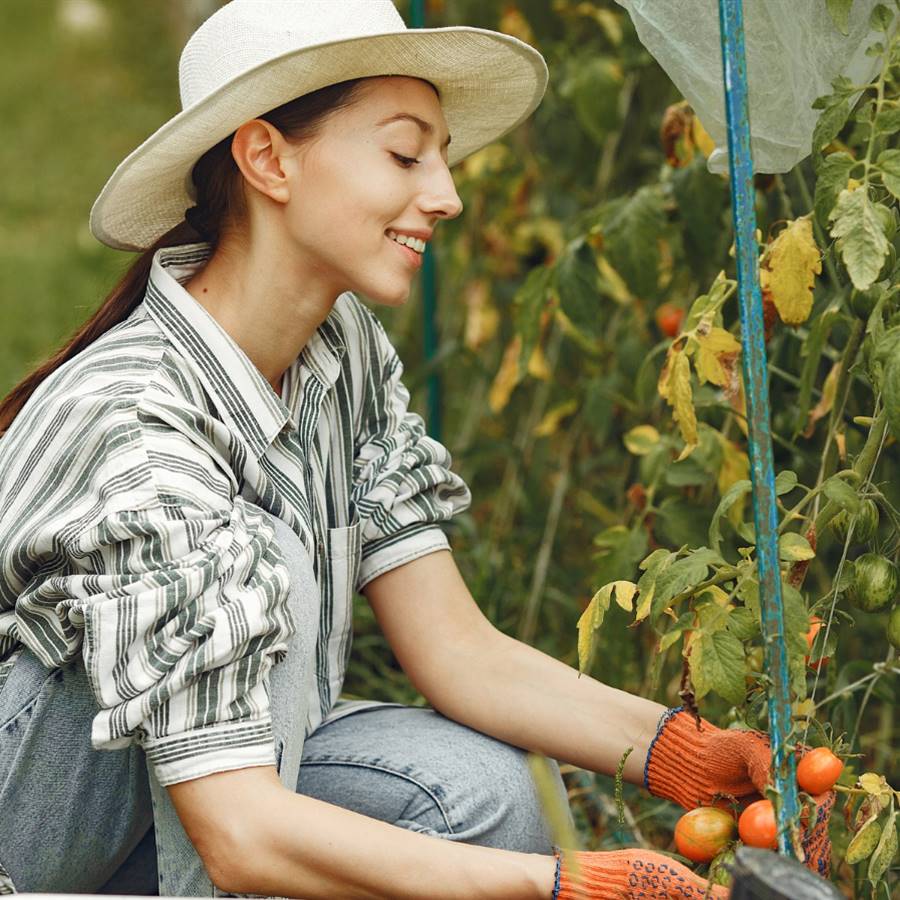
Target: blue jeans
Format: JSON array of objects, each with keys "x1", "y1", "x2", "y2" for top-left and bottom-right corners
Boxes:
[{"x1": 0, "y1": 505, "x2": 571, "y2": 896}]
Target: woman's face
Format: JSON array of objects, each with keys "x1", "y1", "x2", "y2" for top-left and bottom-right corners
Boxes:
[{"x1": 280, "y1": 75, "x2": 463, "y2": 307}]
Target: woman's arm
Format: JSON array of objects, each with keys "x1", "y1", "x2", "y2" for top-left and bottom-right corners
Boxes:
[
  {"x1": 168, "y1": 764, "x2": 557, "y2": 899},
  {"x1": 364, "y1": 549, "x2": 666, "y2": 785}
]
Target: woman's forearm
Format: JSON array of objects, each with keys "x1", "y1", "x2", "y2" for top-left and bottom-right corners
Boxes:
[
  {"x1": 226, "y1": 779, "x2": 558, "y2": 899},
  {"x1": 422, "y1": 628, "x2": 667, "y2": 785}
]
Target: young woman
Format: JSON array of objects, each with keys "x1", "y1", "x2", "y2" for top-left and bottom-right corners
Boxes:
[{"x1": 0, "y1": 2, "x2": 832, "y2": 897}]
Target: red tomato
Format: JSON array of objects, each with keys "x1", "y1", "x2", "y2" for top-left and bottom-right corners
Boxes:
[
  {"x1": 804, "y1": 616, "x2": 829, "y2": 671},
  {"x1": 674, "y1": 807, "x2": 736, "y2": 863},
  {"x1": 655, "y1": 303, "x2": 684, "y2": 337},
  {"x1": 738, "y1": 799, "x2": 777, "y2": 849},
  {"x1": 796, "y1": 747, "x2": 843, "y2": 795}
]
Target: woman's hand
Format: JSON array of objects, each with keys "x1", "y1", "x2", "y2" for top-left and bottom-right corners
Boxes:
[
  {"x1": 553, "y1": 849, "x2": 727, "y2": 899},
  {"x1": 644, "y1": 707, "x2": 835, "y2": 875}
]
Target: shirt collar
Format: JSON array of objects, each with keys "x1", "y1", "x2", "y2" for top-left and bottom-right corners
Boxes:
[{"x1": 143, "y1": 242, "x2": 347, "y2": 459}]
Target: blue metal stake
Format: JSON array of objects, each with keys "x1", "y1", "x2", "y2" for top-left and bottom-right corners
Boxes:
[
  {"x1": 718, "y1": 0, "x2": 799, "y2": 855},
  {"x1": 409, "y1": 0, "x2": 442, "y2": 442}
]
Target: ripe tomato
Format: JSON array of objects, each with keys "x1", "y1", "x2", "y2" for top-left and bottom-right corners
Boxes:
[
  {"x1": 804, "y1": 616, "x2": 829, "y2": 670},
  {"x1": 738, "y1": 799, "x2": 777, "y2": 849},
  {"x1": 674, "y1": 807, "x2": 736, "y2": 863},
  {"x1": 796, "y1": 747, "x2": 843, "y2": 795},
  {"x1": 655, "y1": 303, "x2": 684, "y2": 337}
]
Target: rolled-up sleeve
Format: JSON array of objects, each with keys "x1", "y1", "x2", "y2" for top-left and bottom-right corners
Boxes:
[
  {"x1": 352, "y1": 319, "x2": 471, "y2": 592},
  {"x1": 44, "y1": 496, "x2": 295, "y2": 786}
]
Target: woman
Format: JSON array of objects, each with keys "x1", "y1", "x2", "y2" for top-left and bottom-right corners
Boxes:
[{"x1": 0, "y1": 2, "x2": 832, "y2": 898}]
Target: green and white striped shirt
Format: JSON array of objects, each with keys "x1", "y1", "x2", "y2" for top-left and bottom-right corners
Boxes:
[{"x1": 0, "y1": 242, "x2": 471, "y2": 787}]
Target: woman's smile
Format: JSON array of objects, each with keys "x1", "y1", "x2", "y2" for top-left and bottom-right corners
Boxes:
[{"x1": 387, "y1": 233, "x2": 424, "y2": 270}]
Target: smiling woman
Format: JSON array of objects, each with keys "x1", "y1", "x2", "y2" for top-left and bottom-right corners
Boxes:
[{"x1": 0, "y1": 2, "x2": 773, "y2": 899}]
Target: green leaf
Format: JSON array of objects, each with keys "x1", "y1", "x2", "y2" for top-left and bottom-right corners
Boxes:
[
  {"x1": 874, "y1": 107, "x2": 900, "y2": 135},
  {"x1": 726, "y1": 606, "x2": 760, "y2": 641},
  {"x1": 826, "y1": 0, "x2": 853, "y2": 34},
  {"x1": 601, "y1": 186, "x2": 667, "y2": 299},
  {"x1": 556, "y1": 239, "x2": 600, "y2": 336},
  {"x1": 709, "y1": 479, "x2": 752, "y2": 553},
  {"x1": 829, "y1": 187, "x2": 890, "y2": 290},
  {"x1": 691, "y1": 628, "x2": 746, "y2": 705},
  {"x1": 634, "y1": 549, "x2": 676, "y2": 621},
  {"x1": 782, "y1": 583, "x2": 811, "y2": 658},
  {"x1": 779, "y1": 532, "x2": 816, "y2": 561},
  {"x1": 823, "y1": 473, "x2": 862, "y2": 513},
  {"x1": 867, "y1": 809, "x2": 898, "y2": 885},
  {"x1": 814, "y1": 152, "x2": 856, "y2": 229},
  {"x1": 884, "y1": 354, "x2": 900, "y2": 442},
  {"x1": 671, "y1": 158, "x2": 729, "y2": 278},
  {"x1": 812, "y1": 100, "x2": 851, "y2": 170},
  {"x1": 650, "y1": 550, "x2": 718, "y2": 623},
  {"x1": 877, "y1": 148, "x2": 900, "y2": 200},
  {"x1": 514, "y1": 264, "x2": 555, "y2": 376},
  {"x1": 592, "y1": 524, "x2": 649, "y2": 587},
  {"x1": 870, "y1": 2, "x2": 894, "y2": 30},
  {"x1": 775, "y1": 470, "x2": 799, "y2": 496},
  {"x1": 794, "y1": 307, "x2": 841, "y2": 436}
]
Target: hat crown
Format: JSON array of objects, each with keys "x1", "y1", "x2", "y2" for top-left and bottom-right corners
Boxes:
[{"x1": 178, "y1": 0, "x2": 407, "y2": 110}]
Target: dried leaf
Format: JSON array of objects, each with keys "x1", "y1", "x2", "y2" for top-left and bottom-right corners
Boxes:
[
  {"x1": 761, "y1": 217, "x2": 822, "y2": 325},
  {"x1": 463, "y1": 279, "x2": 499, "y2": 350},
  {"x1": 694, "y1": 327, "x2": 741, "y2": 386},
  {"x1": 717, "y1": 436, "x2": 750, "y2": 525}
]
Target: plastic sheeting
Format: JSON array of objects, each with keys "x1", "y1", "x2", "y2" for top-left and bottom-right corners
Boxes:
[{"x1": 613, "y1": 0, "x2": 889, "y2": 173}]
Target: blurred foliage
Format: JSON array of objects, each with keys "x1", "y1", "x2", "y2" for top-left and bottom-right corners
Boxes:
[{"x1": 2, "y1": 0, "x2": 898, "y2": 890}]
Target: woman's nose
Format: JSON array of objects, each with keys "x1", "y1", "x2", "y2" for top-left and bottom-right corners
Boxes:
[{"x1": 422, "y1": 162, "x2": 463, "y2": 220}]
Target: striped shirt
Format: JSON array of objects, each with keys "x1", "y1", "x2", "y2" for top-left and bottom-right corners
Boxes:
[{"x1": 0, "y1": 241, "x2": 471, "y2": 788}]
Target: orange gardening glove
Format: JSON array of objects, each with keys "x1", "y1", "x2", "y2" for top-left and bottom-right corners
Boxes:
[
  {"x1": 644, "y1": 707, "x2": 835, "y2": 877},
  {"x1": 551, "y1": 849, "x2": 727, "y2": 899}
]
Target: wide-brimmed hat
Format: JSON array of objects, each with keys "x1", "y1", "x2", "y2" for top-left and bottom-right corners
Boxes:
[{"x1": 89, "y1": 0, "x2": 548, "y2": 252}]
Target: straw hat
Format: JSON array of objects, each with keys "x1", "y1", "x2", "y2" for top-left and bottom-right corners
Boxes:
[{"x1": 89, "y1": 0, "x2": 549, "y2": 252}]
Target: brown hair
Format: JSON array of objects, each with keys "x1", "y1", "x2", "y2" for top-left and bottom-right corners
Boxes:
[{"x1": 0, "y1": 77, "x2": 374, "y2": 436}]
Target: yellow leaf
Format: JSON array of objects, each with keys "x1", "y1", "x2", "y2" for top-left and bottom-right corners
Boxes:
[
  {"x1": 463, "y1": 279, "x2": 500, "y2": 350},
  {"x1": 694, "y1": 326, "x2": 741, "y2": 386},
  {"x1": 717, "y1": 436, "x2": 750, "y2": 525},
  {"x1": 658, "y1": 347, "x2": 698, "y2": 458},
  {"x1": 576, "y1": 580, "x2": 639, "y2": 672},
  {"x1": 804, "y1": 361, "x2": 840, "y2": 437},
  {"x1": 489, "y1": 335, "x2": 524, "y2": 413},
  {"x1": 527, "y1": 342, "x2": 552, "y2": 380},
  {"x1": 597, "y1": 255, "x2": 632, "y2": 305},
  {"x1": 692, "y1": 113, "x2": 716, "y2": 159},
  {"x1": 534, "y1": 399, "x2": 578, "y2": 437},
  {"x1": 623, "y1": 424, "x2": 661, "y2": 456},
  {"x1": 762, "y1": 217, "x2": 822, "y2": 325}
]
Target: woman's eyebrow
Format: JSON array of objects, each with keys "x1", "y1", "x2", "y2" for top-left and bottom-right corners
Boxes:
[{"x1": 375, "y1": 112, "x2": 452, "y2": 149}]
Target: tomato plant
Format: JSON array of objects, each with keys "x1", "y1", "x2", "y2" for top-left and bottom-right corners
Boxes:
[{"x1": 655, "y1": 302, "x2": 685, "y2": 338}]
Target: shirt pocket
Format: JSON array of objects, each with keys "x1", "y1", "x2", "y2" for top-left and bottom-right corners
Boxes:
[{"x1": 322, "y1": 517, "x2": 362, "y2": 703}]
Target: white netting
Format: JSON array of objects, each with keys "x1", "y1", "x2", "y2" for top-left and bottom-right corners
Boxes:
[{"x1": 614, "y1": 0, "x2": 891, "y2": 173}]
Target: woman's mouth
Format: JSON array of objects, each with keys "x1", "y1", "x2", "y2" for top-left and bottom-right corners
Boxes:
[{"x1": 386, "y1": 233, "x2": 424, "y2": 270}]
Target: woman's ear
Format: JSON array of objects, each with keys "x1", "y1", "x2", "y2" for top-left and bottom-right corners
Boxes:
[{"x1": 231, "y1": 119, "x2": 293, "y2": 205}]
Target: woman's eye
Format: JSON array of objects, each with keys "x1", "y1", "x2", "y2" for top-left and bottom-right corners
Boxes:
[{"x1": 391, "y1": 153, "x2": 420, "y2": 168}]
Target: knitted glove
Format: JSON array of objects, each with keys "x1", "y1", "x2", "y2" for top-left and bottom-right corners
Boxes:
[
  {"x1": 644, "y1": 707, "x2": 835, "y2": 876},
  {"x1": 551, "y1": 849, "x2": 728, "y2": 899}
]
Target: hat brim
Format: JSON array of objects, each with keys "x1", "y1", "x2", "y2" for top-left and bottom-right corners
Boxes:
[{"x1": 89, "y1": 26, "x2": 548, "y2": 252}]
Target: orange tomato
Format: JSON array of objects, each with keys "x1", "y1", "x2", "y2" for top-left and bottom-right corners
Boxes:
[
  {"x1": 804, "y1": 616, "x2": 829, "y2": 671},
  {"x1": 796, "y1": 747, "x2": 843, "y2": 795},
  {"x1": 674, "y1": 807, "x2": 736, "y2": 863},
  {"x1": 738, "y1": 799, "x2": 777, "y2": 849},
  {"x1": 655, "y1": 303, "x2": 684, "y2": 338}
]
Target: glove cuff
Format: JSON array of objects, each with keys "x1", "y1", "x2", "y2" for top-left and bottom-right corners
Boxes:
[{"x1": 643, "y1": 706, "x2": 720, "y2": 808}]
